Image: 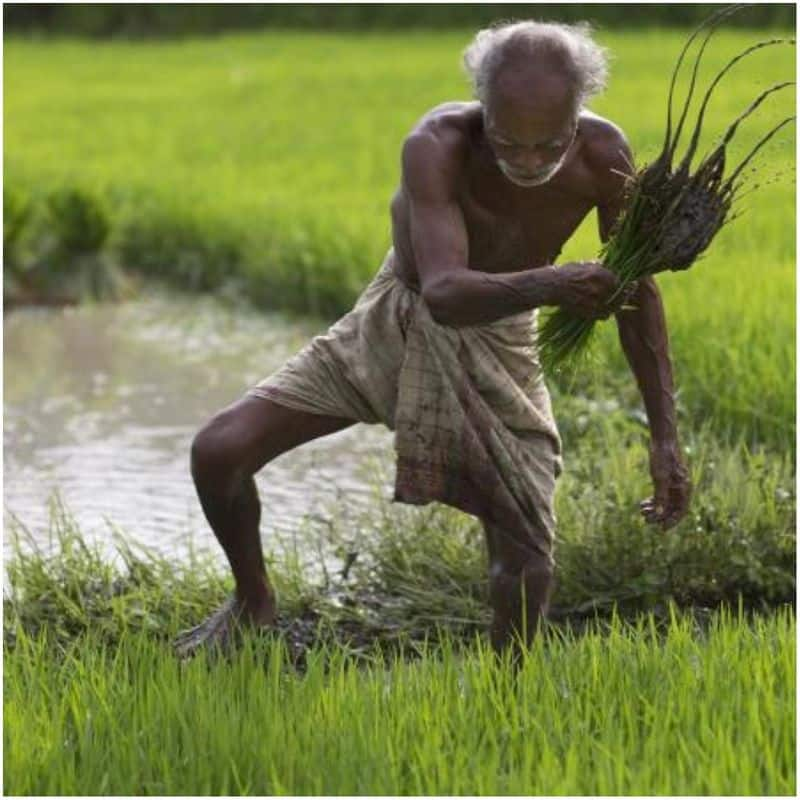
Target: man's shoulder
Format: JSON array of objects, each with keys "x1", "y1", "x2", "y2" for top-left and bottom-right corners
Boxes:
[
  {"x1": 407, "y1": 101, "x2": 480, "y2": 144},
  {"x1": 578, "y1": 111, "x2": 634, "y2": 179},
  {"x1": 400, "y1": 102, "x2": 478, "y2": 196},
  {"x1": 577, "y1": 111, "x2": 635, "y2": 204}
]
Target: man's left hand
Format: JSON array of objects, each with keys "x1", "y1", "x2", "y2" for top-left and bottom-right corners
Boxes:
[{"x1": 639, "y1": 440, "x2": 691, "y2": 530}]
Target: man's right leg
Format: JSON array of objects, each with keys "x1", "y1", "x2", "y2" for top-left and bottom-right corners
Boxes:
[{"x1": 175, "y1": 394, "x2": 356, "y2": 655}]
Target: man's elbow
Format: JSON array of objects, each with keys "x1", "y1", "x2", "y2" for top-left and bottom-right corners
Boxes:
[{"x1": 421, "y1": 274, "x2": 462, "y2": 326}]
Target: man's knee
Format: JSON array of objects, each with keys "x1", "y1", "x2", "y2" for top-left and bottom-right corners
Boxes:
[{"x1": 191, "y1": 409, "x2": 249, "y2": 487}]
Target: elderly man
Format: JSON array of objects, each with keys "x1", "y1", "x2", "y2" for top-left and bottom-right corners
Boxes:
[{"x1": 176, "y1": 20, "x2": 691, "y2": 658}]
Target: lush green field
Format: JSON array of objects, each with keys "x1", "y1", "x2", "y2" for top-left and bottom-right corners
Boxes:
[
  {"x1": 4, "y1": 28, "x2": 796, "y2": 445},
  {"x1": 4, "y1": 28, "x2": 795, "y2": 796},
  {"x1": 5, "y1": 603, "x2": 794, "y2": 795}
]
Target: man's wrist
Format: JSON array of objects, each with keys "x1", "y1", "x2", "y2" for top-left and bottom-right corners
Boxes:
[
  {"x1": 501, "y1": 266, "x2": 562, "y2": 309},
  {"x1": 535, "y1": 266, "x2": 562, "y2": 306}
]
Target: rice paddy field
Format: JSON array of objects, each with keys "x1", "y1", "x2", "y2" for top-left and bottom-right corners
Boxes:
[{"x1": 3, "y1": 23, "x2": 796, "y2": 796}]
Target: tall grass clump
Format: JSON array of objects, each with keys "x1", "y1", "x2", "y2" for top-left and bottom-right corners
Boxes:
[
  {"x1": 4, "y1": 185, "x2": 136, "y2": 306},
  {"x1": 538, "y1": 5, "x2": 795, "y2": 375},
  {"x1": 3, "y1": 186, "x2": 32, "y2": 267}
]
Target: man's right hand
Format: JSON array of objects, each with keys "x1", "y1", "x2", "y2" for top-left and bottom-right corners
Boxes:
[{"x1": 549, "y1": 261, "x2": 621, "y2": 320}]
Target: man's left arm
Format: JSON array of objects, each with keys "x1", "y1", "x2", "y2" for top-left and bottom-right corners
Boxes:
[{"x1": 596, "y1": 130, "x2": 691, "y2": 531}]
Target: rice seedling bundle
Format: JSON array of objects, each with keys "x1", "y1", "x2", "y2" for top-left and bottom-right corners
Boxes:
[{"x1": 538, "y1": 4, "x2": 796, "y2": 376}]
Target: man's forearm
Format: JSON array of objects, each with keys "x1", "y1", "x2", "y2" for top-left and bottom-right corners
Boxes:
[
  {"x1": 423, "y1": 266, "x2": 560, "y2": 326},
  {"x1": 615, "y1": 276, "x2": 679, "y2": 444}
]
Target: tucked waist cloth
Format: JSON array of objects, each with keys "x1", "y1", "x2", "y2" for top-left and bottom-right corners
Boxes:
[{"x1": 247, "y1": 248, "x2": 563, "y2": 560}]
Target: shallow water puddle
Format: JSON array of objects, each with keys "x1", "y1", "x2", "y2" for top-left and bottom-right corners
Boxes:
[{"x1": 4, "y1": 292, "x2": 395, "y2": 565}]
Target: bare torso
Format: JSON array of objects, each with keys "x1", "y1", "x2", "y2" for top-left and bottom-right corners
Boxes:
[{"x1": 390, "y1": 101, "x2": 618, "y2": 288}]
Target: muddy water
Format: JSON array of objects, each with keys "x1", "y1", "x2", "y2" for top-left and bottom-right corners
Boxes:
[{"x1": 4, "y1": 293, "x2": 396, "y2": 567}]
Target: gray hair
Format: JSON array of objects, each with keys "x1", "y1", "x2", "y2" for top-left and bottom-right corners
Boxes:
[{"x1": 462, "y1": 20, "x2": 609, "y2": 112}]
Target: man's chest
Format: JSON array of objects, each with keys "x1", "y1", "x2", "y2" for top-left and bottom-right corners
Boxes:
[{"x1": 459, "y1": 161, "x2": 597, "y2": 272}]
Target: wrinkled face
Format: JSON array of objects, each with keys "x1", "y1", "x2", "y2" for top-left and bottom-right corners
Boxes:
[{"x1": 484, "y1": 66, "x2": 578, "y2": 187}]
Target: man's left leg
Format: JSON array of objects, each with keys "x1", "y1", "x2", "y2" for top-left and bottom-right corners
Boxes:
[{"x1": 482, "y1": 521, "x2": 555, "y2": 656}]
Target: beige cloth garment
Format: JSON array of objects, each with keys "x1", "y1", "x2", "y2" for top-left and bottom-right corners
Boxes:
[{"x1": 247, "y1": 248, "x2": 563, "y2": 561}]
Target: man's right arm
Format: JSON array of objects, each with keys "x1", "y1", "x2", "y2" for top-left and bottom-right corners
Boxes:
[{"x1": 403, "y1": 131, "x2": 618, "y2": 327}]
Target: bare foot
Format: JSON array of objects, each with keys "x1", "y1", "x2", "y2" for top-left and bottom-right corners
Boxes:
[{"x1": 173, "y1": 595, "x2": 274, "y2": 659}]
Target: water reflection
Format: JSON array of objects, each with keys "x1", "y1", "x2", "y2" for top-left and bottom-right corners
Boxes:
[{"x1": 4, "y1": 292, "x2": 395, "y2": 565}]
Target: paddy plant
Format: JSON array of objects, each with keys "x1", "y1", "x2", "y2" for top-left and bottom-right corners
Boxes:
[
  {"x1": 539, "y1": 8, "x2": 795, "y2": 374},
  {"x1": 4, "y1": 606, "x2": 794, "y2": 795}
]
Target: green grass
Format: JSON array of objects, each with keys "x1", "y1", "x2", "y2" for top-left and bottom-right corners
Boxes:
[
  {"x1": 4, "y1": 606, "x2": 794, "y2": 795},
  {"x1": 3, "y1": 28, "x2": 796, "y2": 446}
]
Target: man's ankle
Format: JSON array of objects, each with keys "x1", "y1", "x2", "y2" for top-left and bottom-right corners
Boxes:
[{"x1": 235, "y1": 582, "x2": 277, "y2": 625}]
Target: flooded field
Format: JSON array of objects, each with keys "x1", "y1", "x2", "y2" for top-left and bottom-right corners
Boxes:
[{"x1": 4, "y1": 292, "x2": 396, "y2": 565}]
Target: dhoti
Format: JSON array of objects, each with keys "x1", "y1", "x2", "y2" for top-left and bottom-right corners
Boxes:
[{"x1": 247, "y1": 248, "x2": 563, "y2": 562}]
